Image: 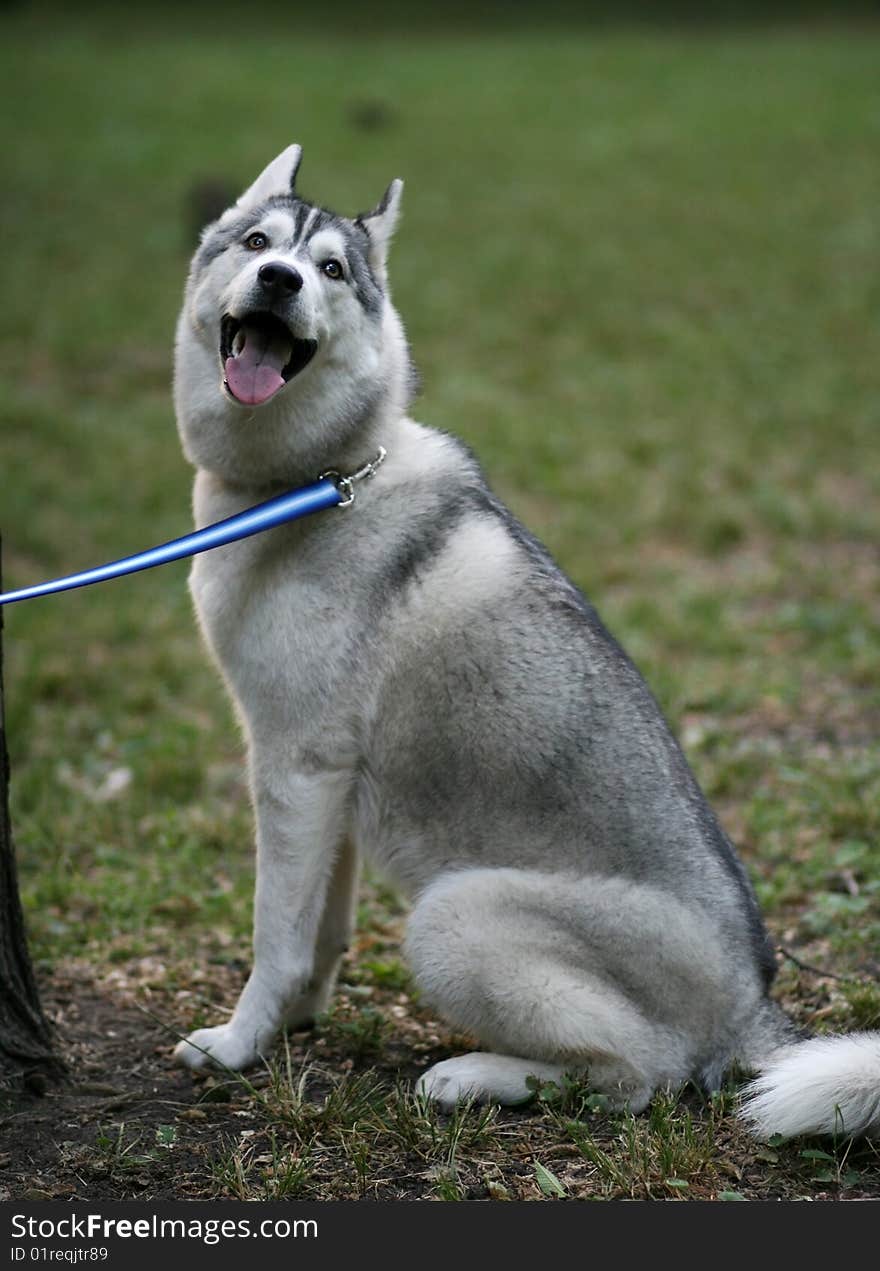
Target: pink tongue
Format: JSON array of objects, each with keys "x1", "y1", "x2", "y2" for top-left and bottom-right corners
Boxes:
[{"x1": 225, "y1": 323, "x2": 292, "y2": 406}]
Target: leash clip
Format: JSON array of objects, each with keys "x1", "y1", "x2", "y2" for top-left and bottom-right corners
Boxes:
[{"x1": 319, "y1": 445, "x2": 387, "y2": 509}]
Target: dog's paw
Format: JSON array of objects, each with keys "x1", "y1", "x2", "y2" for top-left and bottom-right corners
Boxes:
[
  {"x1": 416, "y1": 1062, "x2": 467, "y2": 1111},
  {"x1": 173, "y1": 1024, "x2": 263, "y2": 1073},
  {"x1": 416, "y1": 1053, "x2": 563, "y2": 1111},
  {"x1": 416, "y1": 1056, "x2": 503, "y2": 1110}
]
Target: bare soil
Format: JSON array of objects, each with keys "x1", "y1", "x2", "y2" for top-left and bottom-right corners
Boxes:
[{"x1": 2, "y1": 958, "x2": 879, "y2": 1203}]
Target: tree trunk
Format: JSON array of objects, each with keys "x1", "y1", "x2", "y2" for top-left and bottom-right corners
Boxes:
[{"x1": 0, "y1": 539, "x2": 64, "y2": 1083}]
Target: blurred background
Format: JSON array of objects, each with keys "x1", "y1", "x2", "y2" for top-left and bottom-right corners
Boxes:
[{"x1": 2, "y1": 1, "x2": 878, "y2": 997}]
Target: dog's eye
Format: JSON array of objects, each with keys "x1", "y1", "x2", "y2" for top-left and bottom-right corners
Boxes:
[
  {"x1": 245, "y1": 232, "x2": 268, "y2": 252},
  {"x1": 322, "y1": 259, "x2": 344, "y2": 280}
]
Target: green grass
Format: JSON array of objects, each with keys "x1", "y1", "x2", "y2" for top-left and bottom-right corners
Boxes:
[{"x1": 1, "y1": 2, "x2": 879, "y2": 1200}]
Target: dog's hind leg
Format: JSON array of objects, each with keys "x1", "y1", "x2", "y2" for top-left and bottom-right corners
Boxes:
[{"x1": 405, "y1": 867, "x2": 736, "y2": 1112}]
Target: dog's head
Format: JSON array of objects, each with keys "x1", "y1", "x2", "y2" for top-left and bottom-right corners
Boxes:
[{"x1": 175, "y1": 145, "x2": 411, "y2": 484}]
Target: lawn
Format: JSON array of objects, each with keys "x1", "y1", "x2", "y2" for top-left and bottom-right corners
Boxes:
[{"x1": 1, "y1": 2, "x2": 878, "y2": 1200}]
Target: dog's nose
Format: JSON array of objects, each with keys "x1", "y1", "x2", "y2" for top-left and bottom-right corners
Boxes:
[{"x1": 258, "y1": 262, "x2": 303, "y2": 295}]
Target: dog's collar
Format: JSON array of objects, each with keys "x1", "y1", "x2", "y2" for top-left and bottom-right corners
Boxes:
[{"x1": 319, "y1": 445, "x2": 387, "y2": 508}]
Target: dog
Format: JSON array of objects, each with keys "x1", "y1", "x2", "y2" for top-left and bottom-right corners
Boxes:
[{"x1": 172, "y1": 144, "x2": 880, "y2": 1139}]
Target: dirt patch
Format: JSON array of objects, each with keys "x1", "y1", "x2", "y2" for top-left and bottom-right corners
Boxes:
[
  {"x1": 0, "y1": 961, "x2": 501, "y2": 1202},
  {"x1": 0, "y1": 970, "x2": 259, "y2": 1201},
  {"x1": 2, "y1": 958, "x2": 879, "y2": 1203}
]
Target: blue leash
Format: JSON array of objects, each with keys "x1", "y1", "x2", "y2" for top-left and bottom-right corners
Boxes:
[{"x1": 0, "y1": 448, "x2": 386, "y2": 608}]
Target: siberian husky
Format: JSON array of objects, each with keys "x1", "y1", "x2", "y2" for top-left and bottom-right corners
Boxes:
[{"x1": 172, "y1": 144, "x2": 880, "y2": 1139}]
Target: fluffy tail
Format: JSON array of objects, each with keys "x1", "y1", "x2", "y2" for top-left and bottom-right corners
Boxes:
[{"x1": 739, "y1": 1031, "x2": 880, "y2": 1140}]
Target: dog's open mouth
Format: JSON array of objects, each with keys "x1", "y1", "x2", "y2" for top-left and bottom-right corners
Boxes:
[{"x1": 221, "y1": 312, "x2": 317, "y2": 407}]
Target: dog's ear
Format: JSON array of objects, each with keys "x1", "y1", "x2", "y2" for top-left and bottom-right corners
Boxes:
[
  {"x1": 356, "y1": 179, "x2": 403, "y2": 281},
  {"x1": 223, "y1": 144, "x2": 303, "y2": 220}
]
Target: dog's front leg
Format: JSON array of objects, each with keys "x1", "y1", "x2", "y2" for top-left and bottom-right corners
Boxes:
[
  {"x1": 174, "y1": 765, "x2": 352, "y2": 1072},
  {"x1": 282, "y1": 833, "x2": 360, "y2": 1029}
]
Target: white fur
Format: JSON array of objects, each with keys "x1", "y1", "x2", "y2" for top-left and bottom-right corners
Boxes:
[
  {"x1": 296, "y1": 206, "x2": 321, "y2": 248},
  {"x1": 405, "y1": 869, "x2": 727, "y2": 1114},
  {"x1": 739, "y1": 1033, "x2": 880, "y2": 1139},
  {"x1": 417, "y1": 1054, "x2": 565, "y2": 1111},
  {"x1": 306, "y1": 227, "x2": 347, "y2": 263}
]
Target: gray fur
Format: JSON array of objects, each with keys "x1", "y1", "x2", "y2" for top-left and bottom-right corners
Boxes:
[{"x1": 172, "y1": 147, "x2": 880, "y2": 1138}]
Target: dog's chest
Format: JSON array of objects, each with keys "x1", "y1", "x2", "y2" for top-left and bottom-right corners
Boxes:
[{"x1": 188, "y1": 476, "x2": 362, "y2": 736}]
